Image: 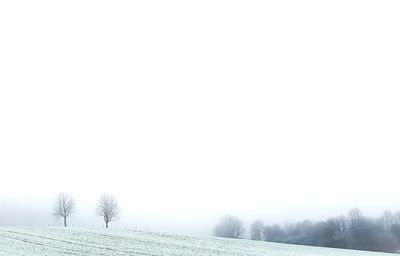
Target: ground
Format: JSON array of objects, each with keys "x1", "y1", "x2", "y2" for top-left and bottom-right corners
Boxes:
[{"x1": 0, "y1": 226, "x2": 396, "y2": 256}]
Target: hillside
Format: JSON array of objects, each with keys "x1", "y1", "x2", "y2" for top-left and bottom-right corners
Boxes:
[{"x1": 0, "y1": 226, "x2": 396, "y2": 256}]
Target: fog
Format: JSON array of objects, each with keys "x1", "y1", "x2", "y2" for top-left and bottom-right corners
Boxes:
[{"x1": 1, "y1": 1, "x2": 400, "y2": 235}]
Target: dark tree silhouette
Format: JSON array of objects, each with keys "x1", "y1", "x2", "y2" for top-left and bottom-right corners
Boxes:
[{"x1": 254, "y1": 208, "x2": 400, "y2": 253}]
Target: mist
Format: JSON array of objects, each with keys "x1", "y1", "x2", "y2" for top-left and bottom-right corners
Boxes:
[{"x1": 1, "y1": 0, "x2": 400, "y2": 238}]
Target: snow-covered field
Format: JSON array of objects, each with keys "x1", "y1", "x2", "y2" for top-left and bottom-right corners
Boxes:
[{"x1": 0, "y1": 226, "x2": 397, "y2": 256}]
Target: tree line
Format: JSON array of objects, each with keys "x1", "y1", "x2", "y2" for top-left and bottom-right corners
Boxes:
[
  {"x1": 214, "y1": 209, "x2": 400, "y2": 253},
  {"x1": 53, "y1": 192, "x2": 120, "y2": 228}
]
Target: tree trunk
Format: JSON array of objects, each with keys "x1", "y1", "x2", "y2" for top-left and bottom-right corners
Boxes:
[
  {"x1": 106, "y1": 222, "x2": 109, "y2": 228},
  {"x1": 64, "y1": 217, "x2": 67, "y2": 227}
]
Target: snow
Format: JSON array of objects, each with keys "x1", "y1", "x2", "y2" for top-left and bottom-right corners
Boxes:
[{"x1": 0, "y1": 226, "x2": 396, "y2": 256}]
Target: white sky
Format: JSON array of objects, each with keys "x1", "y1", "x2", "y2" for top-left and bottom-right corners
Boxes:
[{"x1": 1, "y1": 1, "x2": 400, "y2": 234}]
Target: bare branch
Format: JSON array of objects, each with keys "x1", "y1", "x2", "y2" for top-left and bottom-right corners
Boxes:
[
  {"x1": 53, "y1": 192, "x2": 75, "y2": 227},
  {"x1": 96, "y1": 193, "x2": 120, "y2": 228}
]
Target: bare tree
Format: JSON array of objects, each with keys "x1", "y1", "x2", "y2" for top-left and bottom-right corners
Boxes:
[
  {"x1": 262, "y1": 224, "x2": 286, "y2": 242},
  {"x1": 53, "y1": 192, "x2": 75, "y2": 227},
  {"x1": 381, "y1": 210, "x2": 393, "y2": 231},
  {"x1": 392, "y1": 211, "x2": 400, "y2": 225},
  {"x1": 337, "y1": 215, "x2": 348, "y2": 232},
  {"x1": 348, "y1": 208, "x2": 363, "y2": 228},
  {"x1": 250, "y1": 219, "x2": 264, "y2": 240},
  {"x1": 214, "y1": 215, "x2": 244, "y2": 238},
  {"x1": 96, "y1": 194, "x2": 120, "y2": 228}
]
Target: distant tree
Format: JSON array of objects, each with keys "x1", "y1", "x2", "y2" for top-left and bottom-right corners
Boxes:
[
  {"x1": 392, "y1": 211, "x2": 400, "y2": 225},
  {"x1": 375, "y1": 231, "x2": 399, "y2": 253},
  {"x1": 348, "y1": 208, "x2": 363, "y2": 232},
  {"x1": 381, "y1": 210, "x2": 393, "y2": 231},
  {"x1": 214, "y1": 215, "x2": 244, "y2": 238},
  {"x1": 53, "y1": 192, "x2": 75, "y2": 227},
  {"x1": 251, "y1": 208, "x2": 400, "y2": 253},
  {"x1": 390, "y1": 224, "x2": 400, "y2": 240},
  {"x1": 286, "y1": 220, "x2": 314, "y2": 245},
  {"x1": 324, "y1": 217, "x2": 351, "y2": 248},
  {"x1": 351, "y1": 217, "x2": 380, "y2": 251},
  {"x1": 262, "y1": 224, "x2": 286, "y2": 242},
  {"x1": 96, "y1": 194, "x2": 120, "y2": 228},
  {"x1": 250, "y1": 219, "x2": 264, "y2": 240},
  {"x1": 310, "y1": 221, "x2": 330, "y2": 246},
  {"x1": 312, "y1": 218, "x2": 350, "y2": 249},
  {"x1": 337, "y1": 215, "x2": 348, "y2": 232}
]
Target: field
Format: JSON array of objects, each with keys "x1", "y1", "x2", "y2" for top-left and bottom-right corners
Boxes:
[{"x1": 0, "y1": 226, "x2": 396, "y2": 256}]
